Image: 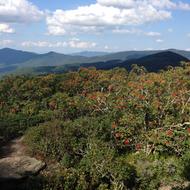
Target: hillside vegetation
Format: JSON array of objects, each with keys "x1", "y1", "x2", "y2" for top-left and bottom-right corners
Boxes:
[{"x1": 0, "y1": 64, "x2": 190, "y2": 189}]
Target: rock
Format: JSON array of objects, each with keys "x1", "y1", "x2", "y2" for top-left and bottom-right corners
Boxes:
[
  {"x1": 159, "y1": 186, "x2": 172, "y2": 190},
  {"x1": 159, "y1": 182, "x2": 190, "y2": 190},
  {"x1": 0, "y1": 156, "x2": 46, "y2": 181}
]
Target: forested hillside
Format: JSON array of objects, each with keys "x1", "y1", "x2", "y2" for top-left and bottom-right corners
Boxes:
[
  {"x1": 1, "y1": 48, "x2": 190, "y2": 77},
  {"x1": 0, "y1": 64, "x2": 190, "y2": 189}
]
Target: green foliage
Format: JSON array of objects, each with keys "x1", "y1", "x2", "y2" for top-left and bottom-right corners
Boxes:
[{"x1": 0, "y1": 65, "x2": 190, "y2": 189}]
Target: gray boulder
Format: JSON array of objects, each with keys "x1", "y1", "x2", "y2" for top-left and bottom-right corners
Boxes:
[{"x1": 0, "y1": 156, "x2": 46, "y2": 181}]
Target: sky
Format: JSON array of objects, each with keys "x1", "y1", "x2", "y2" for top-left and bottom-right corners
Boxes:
[{"x1": 0, "y1": 0, "x2": 190, "y2": 53}]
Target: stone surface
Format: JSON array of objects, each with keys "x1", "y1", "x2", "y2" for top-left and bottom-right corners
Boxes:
[
  {"x1": 159, "y1": 182, "x2": 190, "y2": 190},
  {"x1": 159, "y1": 186, "x2": 172, "y2": 190},
  {"x1": 0, "y1": 156, "x2": 46, "y2": 181}
]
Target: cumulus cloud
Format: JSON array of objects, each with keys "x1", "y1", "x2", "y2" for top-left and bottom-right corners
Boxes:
[
  {"x1": 97, "y1": 0, "x2": 175, "y2": 9},
  {"x1": 0, "y1": 23, "x2": 14, "y2": 33},
  {"x1": 46, "y1": 0, "x2": 190, "y2": 36},
  {"x1": 177, "y1": 1, "x2": 190, "y2": 10},
  {"x1": 21, "y1": 41, "x2": 67, "y2": 48},
  {"x1": 145, "y1": 32, "x2": 161, "y2": 37},
  {"x1": 104, "y1": 45, "x2": 110, "y2": 50},
  {"x1": 112, "y1": 28, "x2": 141, "y2": 34},
  {"x1": 0, "y1": 0, "x2": 44, "y2": 23},
  {"x1": 21, "y1": 39, "x2": 97, "y2": 49},
  {"x1": 68, "y1": 38, "x2": 96, "y2": 49},
  {"x1": 47, "y1": 1, "x2": 171, "y2": 36},
  {"x1": 113, "y1": 28, "x2": 161, "y2": 37},
  {"x1": 97, "y1": 0, "x2": 190, "y2": 10},
  {"x1": 0, "y1": 39, "x2": 14, "y2": 46},
  {"x1": 156, "y1": 39, "x2": 164, "y2": 43}
]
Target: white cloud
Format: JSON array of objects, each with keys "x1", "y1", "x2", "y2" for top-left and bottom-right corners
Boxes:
[
  {"x1": 187, "y1": 33, "x2": 190, "y2": 37},
  {"x1": 113, "y1": 28, "x2": 161, "y2": 37},
  {"x1": 68, "y1": 38, "x2": 97, "y2": 49},
  {"x1": 47, "y1": 1, "x2": 171, "y2": 36},
  {"x1": 0, "y1": 39, "x2": 14, "y2": 46},
  {"x1": 156, "y1": 39, "x2": 164, "y2": 43},
  {"x1": 97, "y1": 0, "x2": 190, "y2": 10},
  {"x1": 178, "y1": 1, "x2": 190, "y2": 10},
  {"x1": 145, "y1": 32, "x2": 161, "y2": 37},
  {"x1": 97, "y1": 0, "x2": 175, "y2": 9},
  {"x1": 104, "y1": 45, "x2": 109, "y2": 50},
  {"x1": 0, "y1": 0, "x2": 44, "y2": 23},
  {"x1": 21, "y1": 41, "x2": 67, "y2": 48},
  {"x1": 0, "y1": 23, "x2": 14, "y2": 33},
  {"x1": 47, "y1": 26, "x2": 67, "y2": 36},
  {"x1": 21, "y1": 39, "x2": 97, "y2": 49},
  {"x1": 112, "y1": 27, "x2": 143, "y2": 35},
  {"x1": 113, "y1": 28, "x2": 141, "y2": 34}
]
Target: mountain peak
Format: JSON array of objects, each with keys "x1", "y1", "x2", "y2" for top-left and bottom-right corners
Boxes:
[
  {"x1": 0, "y1": 48, "x2": 38, "y2": 66},
  {"x1": 45, "y1": 51, "x2": 65, "y2": 56}
]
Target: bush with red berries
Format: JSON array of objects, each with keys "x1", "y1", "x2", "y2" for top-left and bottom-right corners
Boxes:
[{"x1": 0, "y1": 64, "x2": 190, "y2": 189}]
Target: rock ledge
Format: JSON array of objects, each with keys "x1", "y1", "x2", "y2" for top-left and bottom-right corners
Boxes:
[{"x1": 0, "y1": 156, "x2": 46, "y2": 181}]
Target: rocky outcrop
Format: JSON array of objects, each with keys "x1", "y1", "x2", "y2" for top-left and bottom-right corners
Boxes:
[
  {"x1": 0, "y1": 137, "x2": 46, "y2": 189},
  {"x1": 0, "y1": 156, "x2": 46, "y2": 181},
  {"x1": 159, "y1": 181, "x2": 190, "y2": 190}
]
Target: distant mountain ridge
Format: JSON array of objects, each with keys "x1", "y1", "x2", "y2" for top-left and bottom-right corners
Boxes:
[
  {"x1": 0, "y1": 48, "x2": 38, "y2": 65},
  {"x1": 0, "y1": 48, "x2": 190, "y2": 76},
  {"x1": 79, "y1": 51, "x2": 189, "y2": 72},
  {"x1": 19, "y1": 49, "x2": 190, "y2": 67},
  {"x1": 125, "y1": 51, "x2": 189, "y2": 71},
  {"x1": 0, "y1": 48, "x2": 38, "y2": 74},
  {"x1": 70, "y1": 51, "x2": 109, "y2": 57},
  {"x1": 20, "y1": 51, "x2": 88, "y2": 67},
  {"x1": 13, "y1": 51, "x2": 189, "y2": 76}
]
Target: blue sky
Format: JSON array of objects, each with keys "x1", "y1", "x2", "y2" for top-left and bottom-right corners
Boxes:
[{"x1": 0, "y1": 0, "x2": 190, "y2": 53}]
